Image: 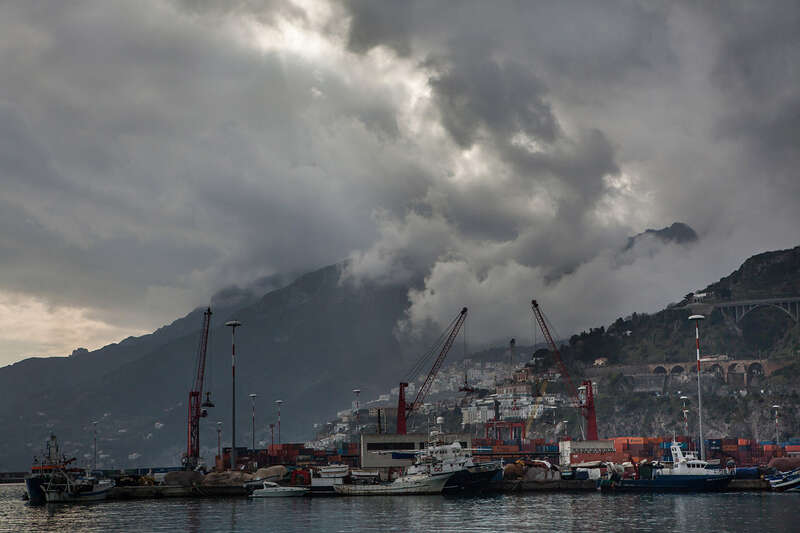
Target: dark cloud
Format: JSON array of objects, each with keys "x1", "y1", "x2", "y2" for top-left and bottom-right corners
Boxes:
[{"x1": 1, "y1": 1, "x2": 798, "y2": 361}]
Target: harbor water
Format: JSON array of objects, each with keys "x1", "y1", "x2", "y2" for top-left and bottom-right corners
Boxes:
[{"x1": 1, "y1": 484, "x2": 795, "y2": 532}]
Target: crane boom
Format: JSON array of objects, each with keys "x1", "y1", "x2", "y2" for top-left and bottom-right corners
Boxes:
[
  {"x1": 185, "y1": 307, "x2": 214, "y2": 469},
  {"x1": 530, "y1": 300, "x2": 598, "y2": 440},
  {"x1": 397, "y1": 307, "x2": 468, "y2": 434}
]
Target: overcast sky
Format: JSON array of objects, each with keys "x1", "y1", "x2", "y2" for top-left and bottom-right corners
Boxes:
[{"x1": 1, "y1": 1, "x2": 798, "y2": 366}]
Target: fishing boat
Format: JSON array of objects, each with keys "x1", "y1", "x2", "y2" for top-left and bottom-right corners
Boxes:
[
  {"x1": 25, "y1": 435, "x2": 81, "y2": 505},
  {"x1": 249, "y1": 481, "x2": 309, "y2": 497},
  {"x1": 333, "y1": 471, "x2": 454, "y2": 496},
  {"x1": 403, "y1": 439, "x2": 502, "y2": 493},
  {"x1": 310, "y1": 464, "x2": 349, "y2": 496},
  {"x1": 768, "y1": 468, "x2": 800, "y2": 492},
  {"x1": 599, "y1": 442, "x2": 733, "y2": 492},
  {"x1": 43, "y1": 470, "x2": 115, "y2": 503}
]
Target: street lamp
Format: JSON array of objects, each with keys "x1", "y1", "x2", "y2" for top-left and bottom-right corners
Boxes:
[
  {"x1": 225, "y1": 320, "x2": 241, "y2": 470},
  {"x1": 352, "y1": 389, "x2": 361, "y2": 429},
  {"x1": 92, "y1": 421, "x2": 98, "y2": 473},
  {"x1": 689, "y1": 314, "x2": 706, "y2": 461},
  {"x1": 680, "y1": 396, "x2": 689, "y2": 437},
  {"x1": 217, "y1": 421, "x2": 222, "y2": 469},
  {"x1": 772, "y1": 405, "x2": 781, "y2": 445},
  {"x1": 249, "y1": 393, "x2": 258, "y2": 453},
  {"x1": 275, "y1": 400, "x2": 283, "y2": 445}
]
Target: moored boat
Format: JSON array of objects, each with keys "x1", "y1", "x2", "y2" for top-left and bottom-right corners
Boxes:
[
  {"x1": 768, "y1": 468, "x2": 800, "y2": 492},
  {"x1": 25, "y1": 435, "x2": 81, "y2": 505},
  {"x1": 599, "y1": 442, "x2": 733, "y2": 492},
  {"x1": 333, "y1": 471, "x2": 454, "y2": 496},
  {"x1": 403, "y1": 440, "x2": 502, "y2": 494},
  {"x1": 310, "y1": 464, "x2": 349, "y2": 496},
  {"x1": 249, "y1": 481, "x2": 309, "y2": 497},
  {"x1": 43, "y1": 470, "x2": 115, "y2": 503}
]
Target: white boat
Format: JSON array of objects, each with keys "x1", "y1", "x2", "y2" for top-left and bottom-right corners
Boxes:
[
  {"x1": 768, "y1": 468, "x2": 800, "y2": 492},
  {"x1": 333, "y1": 471, "x2": 454, "y2": 496},
  {"x1": 404, "y1": 439, "x2": 502, "y2": 493},
  {"x1": 310, "y1": 464, "x2": 349, "y2": 496},
  {"x1": 43, "y1": 471, "x2": 115, "y2": 503},
  {"x1": 249, "y1": 481, "x2": 309, "y2": 497}
]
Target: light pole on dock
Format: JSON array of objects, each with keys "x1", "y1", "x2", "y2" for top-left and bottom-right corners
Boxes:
[
  {"x1": 225, "y1": 320, "x2": 241, "y2": 470},
  {"x1": 689, "y1": 314, "x2": 705, "y2": 461},
  {"x1": 680, "y1": 396, "x2": 689, "y2": 437},
  {"x1": 772, "y1": 405, "x2": 781, "y2": 445},
  {"x1": 275, "y1": 400, "x2": 283, "y2": 445},
  {"x1": 217, "y1": 421, "x2": 222, "y2": 469},
  {"x1": 352, "y1": 389, "x2": 361, "y2": 431},
  {"x1": 92, "y1": 421, "x2": 98, "y2": 473},
  {"x1": 249, "y1": 393, "x2": 258, "y2": 453}
]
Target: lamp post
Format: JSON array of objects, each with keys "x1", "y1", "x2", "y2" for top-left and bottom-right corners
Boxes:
[
  {"x1": 352, "y1": 389, "x2": 361, "y2": 431},
  {"x1": 225, "y1": 320, "x2": 241, "y2": 470},
  {"x1": 680, "y1": 396, "x2": 689, "y2": 438},
  {"x1": 689, "y1": 314, "x2": 705, "y2": 461},
  {"x1": 275, "y1": 400, "x2": 283, "y2": 445},
  {"x1": 217, "y1": 421, "x2": 222, "y2": 469},
  {"x1": 772, "y1": 405, "x2": 781, "y2": 445},
  {"x1": 92, "y1": 421, "x2": 98, "y2": 473},
  {"x1": 249, "y1": 393, "x2": 258, "y2": 453}
]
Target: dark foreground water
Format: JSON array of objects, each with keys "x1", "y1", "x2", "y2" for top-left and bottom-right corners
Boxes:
[{"x1": 1, "y1": 484, "x2": 796, "y2": 533}]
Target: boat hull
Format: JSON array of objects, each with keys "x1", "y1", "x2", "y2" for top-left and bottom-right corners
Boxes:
[
  {"x1": 44, "y1": 485, "x2": 113, "y2": 503},
  {"x1": 770, "y1": 473, "x2": 800, "y2": 492},
  {"x1": 444, "y1": 464, "x2": 503, "y2": 494},
  {"x1": 334, "y1": 473, "x2": 453, "y2": 496},
  {"x1": 600, "y1": 474, "x2": 732, "y2": 492},
  {"x1": 250, "y1": 487, "x2": 309, "y2": 497},
  {"x1": 25, "y1": 476, "x2": 47, "y2": 506}
]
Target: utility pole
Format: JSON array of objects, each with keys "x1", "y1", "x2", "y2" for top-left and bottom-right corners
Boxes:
[
  {"x1": 249, "y1": 393, "x2": 258, "y2": 453},
  {"x1": 352, "y1": 389, "x2": 361, "y2": 431},
  {"x1": 689, "y1": 314, "x2": 705, "y2": 461},
  {"x1": 680, "y1": 395, "x2": 689, "y2": 438},
  {"x1": 92, "y1": 421, "x2": 98, "y2": 473},
  {"x1": 275, "y1": 400, "x2": 283, "y2": 445},
  {"x1": 225, "y1": 320, "x2": 241, "y2": 470},
  {"x1": 217, "y1": 421, "x2": 222, "y2": 469},
  {"x1": 772, "y1": 405, "x2": 781, "y2": 446}
]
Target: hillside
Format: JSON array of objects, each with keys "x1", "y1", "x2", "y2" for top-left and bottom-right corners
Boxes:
[
  {"x1": 2, "y1": 241, "x2": 798, "y2": 470},
  {"x1": 0, "y1": 264, "x2": 411, "y2": 470}
]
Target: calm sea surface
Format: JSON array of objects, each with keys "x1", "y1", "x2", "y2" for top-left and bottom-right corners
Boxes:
[{"x1": 0, "y1": 484, "x2": 795, "y2": 533}]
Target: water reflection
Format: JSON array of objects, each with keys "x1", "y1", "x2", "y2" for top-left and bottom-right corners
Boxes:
[{"x1": 1, "y1": 484, "x2": 796, "y2": 533}]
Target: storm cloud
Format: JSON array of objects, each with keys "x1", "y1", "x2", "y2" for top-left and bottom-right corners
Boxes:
[{"x1": 0, "y1": 1, "x2": 798, "y2": 363}]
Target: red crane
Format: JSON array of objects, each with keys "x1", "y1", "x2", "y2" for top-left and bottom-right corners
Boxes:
[
  {"x1": 530, "y1": 300, "x2": 598, "y2": 440},
  {"x1": 184, "y1": 307, "x2": 215, "y2": 470},
  {"x1": 397, "y1": 307, "x2": 468, "y2": 434}
]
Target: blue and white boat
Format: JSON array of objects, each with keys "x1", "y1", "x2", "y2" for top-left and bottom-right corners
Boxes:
[
  {"x1": 768, "y1": 468, "x2": 800, "y2": 492},
  {"x1": 599, "y1": 442, "x2": 733, "y2": 492}
]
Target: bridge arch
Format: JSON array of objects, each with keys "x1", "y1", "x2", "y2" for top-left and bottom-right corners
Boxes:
[
  {"x1": 738, "y1": 303, "x2": 798, "y2": 324},
  {"x1": 670, "y1": 365, "x2": 685, "y2": 375},
  {"x1": 728, "y1": 363, "x2": 741, "y2": 374},
  {"x1": 709, "y1": 364, "x2": 724, "y2": 378},
  {"x1": 748, "y1": 362, "x2": 764, "y2": 377},
  {"x1": 653, "y1": 366, "x2": 667, "y2": 375}
]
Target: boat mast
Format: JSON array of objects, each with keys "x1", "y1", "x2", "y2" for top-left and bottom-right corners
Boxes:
[{"x1": 689, "y1": 314, "x2": 705, "y2": 461}]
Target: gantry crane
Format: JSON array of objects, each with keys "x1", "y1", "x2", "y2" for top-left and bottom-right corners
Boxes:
[
  {"x1": 397, "y1": 307, "x2": 468, "y2": 434},
  {"x1": 530, "y1": 300, "x2": 598, "y2": 440},
  {"x1": 184, "y1": 307, "x2": 215, "y2": 469}
]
